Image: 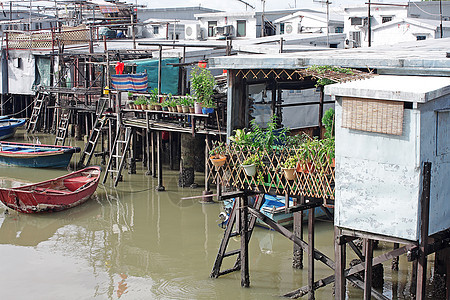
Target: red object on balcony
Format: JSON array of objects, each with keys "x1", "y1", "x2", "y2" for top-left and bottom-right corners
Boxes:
[
  {"x1": 115, "y1": 62, "x2": 124, "y2": 74},
  {"x1": 198, "y1": 61, "x2": 207, "y2": 68}
]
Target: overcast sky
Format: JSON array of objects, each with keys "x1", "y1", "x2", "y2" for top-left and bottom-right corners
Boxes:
[{"x1": 137, "y1": 0, "x2": 412, "y2": 12}]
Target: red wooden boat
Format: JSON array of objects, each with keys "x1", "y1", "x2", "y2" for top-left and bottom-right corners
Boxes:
[{"x1": 0, "y1": 166, "x2": 101, "y2": 213}]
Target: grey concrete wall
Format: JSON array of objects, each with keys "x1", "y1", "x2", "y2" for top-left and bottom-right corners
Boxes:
[
  {"x1": 7, "y1": 51, "x2": 35, "y2": 95},
  {"x1": 335, "y1": 97, "x2": 421, "y2": 241}
]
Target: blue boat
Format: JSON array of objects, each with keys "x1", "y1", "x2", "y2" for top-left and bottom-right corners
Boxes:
[
  {"x1": 0, "y1": 118, "x2": 26, "y2": 140},
  {"x1": 0, "y1": 141, "x2": 81, "y2": 168},
  {"x1": 221, "y1": 194, "x2": 332, "y2": 229}
]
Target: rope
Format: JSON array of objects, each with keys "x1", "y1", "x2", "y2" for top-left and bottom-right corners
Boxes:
[{"x1": 2, "y1": 100, "x2": 35, "y2": 117}]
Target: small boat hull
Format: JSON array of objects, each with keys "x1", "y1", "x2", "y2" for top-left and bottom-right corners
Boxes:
[
  {"x1": 0, "y1": 166, "x2": 101, "y2": 213},
  {"x1": 0, "y1": 141, "x2": 80, "y2": 168},
  {"x1": 0, "y1": 118, "x2": 26, "y2": 140}
]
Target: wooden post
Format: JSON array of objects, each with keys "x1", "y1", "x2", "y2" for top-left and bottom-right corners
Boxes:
[
  {"x1": 240, "y1": 195, "x2": 250, "y2": 288},
  {"x1": 364, "y1": 239, "x2": 374, "y2": 300},
  {"x1": 156, "y1": 131, "x2": 165, "y2": 191},
  {"x1": 308, "y1": 207, "x2": 315, "y2": 300},
  {"x1": 335, "y1": 227, "x2": 346, "y2": 300},
  {"x1": 293, "y1": 197, "x2": 304, "y2": 269},
  {"x1": 410, "y1": 260, "x2": 418, "y2": 297},
  {"x1": 392, "y1": 243, "x2": 399, "y2": 270},
  {"x1": 128, "y1": 128, "x2": 136, "y2": 174},
  {"x1": 151, "y1": 131, "x2": 156, "y2": 178},
  {"x1": 203, "y1": 135, "x2": 213, "y2": 201},
  {"x1": 416, "y1": 162, "x2": 431, "y2": 299},
  {"x1": 145, "y1": 129, "x2": 151, "y2": 175}
]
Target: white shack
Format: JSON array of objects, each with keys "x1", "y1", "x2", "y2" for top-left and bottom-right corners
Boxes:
[{"x1": 325, "y1": 75, "x2": 450, "y2": 241}]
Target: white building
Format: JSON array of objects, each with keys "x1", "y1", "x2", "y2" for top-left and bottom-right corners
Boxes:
[
  {"x1": 273, "y1": 10, "x2": 344, "y2": 36},
  {"x1": 372, "y1": 18, "x2": 450, "y2": 45}
]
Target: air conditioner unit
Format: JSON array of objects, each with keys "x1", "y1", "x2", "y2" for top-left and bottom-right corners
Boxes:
[
  {"x1": 128, "y1": 25, "x2": 144, "y2": 38},
  {"x1": 185, "y1": 24, "x2": 201, "y2": 40},
  {"x1": 215, "y1": 25, "x2": 234, "y2": 38},
  {"x1": 285, "y1": 24, "x2": 293, "y2": 34}
]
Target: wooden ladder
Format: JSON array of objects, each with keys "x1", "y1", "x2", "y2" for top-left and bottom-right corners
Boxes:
[
  {"x1": 210, "y1": 192, "x2": 264, "y2": 279},
  {"x1": 54, "y1": 109, "x2": 71, "y2": 146},
  {"x1": 27, "y1": 92, "x2": 47, "y2": 133},
  {"x1": 102, "y1": 126, "x2": 132, "y2": 187},
  {"x1": 78, "y1": 99, "x2": 108, "y2": 167}
]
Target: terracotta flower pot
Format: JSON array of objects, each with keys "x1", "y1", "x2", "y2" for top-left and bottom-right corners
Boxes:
[
  {"x1": 210, "y1": 155, "x2": 226, "y2": 167},
  {"x1": 176, "y1": 105, "x2": 183, "y2": 113},
  {"x1": 282, "y1": 168, "x2": 297, "y2": 180},
  {"x1": 296, "y1": 161, "x2": 315, "y2": 173},
  {"x1": 189, "y1": 107, "x2": 195, "y2": 114},
  {"x1": 182, "y1": 105, "x2": 190, "y2": 113},
  {"x1": 154, "y1": 104, "x2": 162, "y2": 111}
]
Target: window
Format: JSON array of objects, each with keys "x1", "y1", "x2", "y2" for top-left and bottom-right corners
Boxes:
[
  {"x1": 382, "y1": 16, "x2": 392, "y2": 23},
  {"x1": 416, "y1": 35, "x2": 426, "y2": 41},
  {"x1": 335, "y1": 27, "x2": 343, "y2": 33},
  {"x1": 153, "y1": 26, "x2": 159, "y2": 35},
  {"x1": 237, "y1": 20, "x2": 246, "y2": 37},
  {"x1": 280, "y1": 23, "x2": 285, "y2": 34},
  {"x1": 208, "y1": 21, "x2": 217, "y2": 37},
  {"x1": 351, "y1": 17, "x2": 363, "y2": 26}
]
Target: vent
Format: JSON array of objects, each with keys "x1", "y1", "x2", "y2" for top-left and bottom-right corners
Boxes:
[{"x1": 286, "y1": 24, "x2": 293, "y2": 34}]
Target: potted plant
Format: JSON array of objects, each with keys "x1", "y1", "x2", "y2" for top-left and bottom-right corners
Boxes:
[
  {"x1": 181, "y1": 97, "x2": 190, "y2": 113},
  {"x1": 161, "y1": 100, "x2": 169, "y2": 111},
  {"x1": 297, "y1": 141, "x2": 315, "y2": 174},
  {"x1": 187, "y1": 95, "x2": 196, "y2": 113},
  {"x1": 128, "y1": 100, "x2": 135, "y2": 109},
  {"x1": 241, "y1": 153, "x2": 260, "y2": 177},
  {"x1": 194, "y1": 99, "x2": 202, "y2": 114},
  {"x1": 134, "y1": 96, "x2": 147, "y2": 110},
  {"x1": 175, "y1": 97, "x2": 183, "y2": 113},
  {"x1": 281, "y1": 156, "x2": 297, "y2": 180},
  {"x1": 168, "y1": 99, "x2": 177, "y2": 112},
  {"x1": 149, "y1": 88, "x2": 160, "y2": 110},
  {"x1": 190, "y1": 66, "x2": 215, "y2": 114},
  {"x1": 209, "y1": 141, "x2": 227, "y2": 167}
]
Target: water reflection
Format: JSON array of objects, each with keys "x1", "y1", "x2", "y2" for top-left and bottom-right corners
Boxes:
[{"x1": 0, "y1": 130, "x2": 430, "y2": 299}]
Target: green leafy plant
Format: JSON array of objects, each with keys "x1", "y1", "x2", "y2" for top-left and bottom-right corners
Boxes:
[
  {"x1": 322, "y1": 108, "x2": 335, "y2": 139},
  {"x1": 149, "y1": 88, "x2": 159, "y2": 104},
  {"x1": 229, "y1": 129, "x2": 253, "y2": 146},
  {"x1": 281, "y1": 156, "x2": 297, "y2": 169},
  {"x1": 250, "y1": 115, "x2": 288, "y2": 150},
  {"x1": 190, "y1": 66, "x2": 215, "y2": 108},
  {"x1": 242, "y1": 153, "x2": 260, "y2": 166},
  {"x1": 127, "y1": 91, "x2": 133, "y2": 98},
  {"x1": 209, "y1": 141, "x2": 226, "y2": 157},
  {"x1": 135, "y1": 96, "x2": 148, "y2": 106},
  {"x1": 307, "y1": 65, "x2": 354, "y2": 87}
]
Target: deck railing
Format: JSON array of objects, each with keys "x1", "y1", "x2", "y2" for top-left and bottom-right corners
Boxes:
[{"x1": 206, "y1": 142, "x2": 335, "y2": 204}]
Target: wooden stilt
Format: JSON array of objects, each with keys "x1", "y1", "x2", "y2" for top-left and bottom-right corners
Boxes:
[
  {"x1": 410, "y1": 260, "x2": 418, "y2": 297},
  {"x1": 335, "y1": 227, "x2": 346, "y2": 300},
  {"x1": 151, "y1": 131, "x2": 156, "y2": 178},
  {"x1": 156, "y1": 131, "x2": 165, "y2": 191},
  {"x1": 392, "y1": 243, "x2": 399, "y2": 270},
  {"x1": 240, "y1": 195, "x2": 250, "y2": 288},
  {"x1": 364, "y1": 239, "x2": 374, "y2": 300},
  {"x1": 416, "y1": 162, "x2": 431, "y2": 300},
  {"x1": 145, "y1": 129, "x2": 151, "y2": 175},
  {"x1": 308, "y1": 207, "x2": 315, "y2": 300},
  {"x1": 293, "y1": 197, "x2": 304, "y2": 269}
]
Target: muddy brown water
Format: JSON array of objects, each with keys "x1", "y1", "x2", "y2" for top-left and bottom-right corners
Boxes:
[{"x1": 0, "y1": 130, "x2": 437, "y2": 299}]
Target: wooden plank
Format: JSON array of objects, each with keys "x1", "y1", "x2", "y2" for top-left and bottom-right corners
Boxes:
[
  {"x1": 247, "y1": 207, "x2": 335, "y2": 270},
  {"x1": 334, "y1": 227, "x2": 346, "y2": 300}
]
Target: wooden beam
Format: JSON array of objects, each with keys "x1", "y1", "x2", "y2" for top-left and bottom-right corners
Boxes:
[
  {"x1": 308, "y1": 207, "x2": 315, "y2": 300},
  {"x1": 364, "y1": 239, "x2": 374, "y2": 300},
  {"x1": 240, "y1": 195, "x2": 250, "y2": 287}
]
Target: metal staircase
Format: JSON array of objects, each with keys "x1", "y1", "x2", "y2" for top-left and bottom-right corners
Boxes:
[
  {"x1": 78, "y1": 99, "x2": 108, "y2": 167},
  {"x1": 210, "y1": 192, "x2": 263, "y2": 279},
  {"x1": 102, "y1": 126, "x2": 132, "y2": 187},
  {"x1": 54, "y1": 109, "x2": 71, "y2": 146},
  {"x1": 27, "y1": 92, "x2": 47, "y2": 133}
]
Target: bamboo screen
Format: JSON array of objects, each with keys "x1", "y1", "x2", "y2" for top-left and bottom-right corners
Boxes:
[{"x1": 342, "y1": 97, "x2": 404, "y2": 135}]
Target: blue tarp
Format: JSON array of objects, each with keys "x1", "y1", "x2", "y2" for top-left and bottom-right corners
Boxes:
[{"x1": 126, "y1": 58, "x2": 179, "y2": 94}]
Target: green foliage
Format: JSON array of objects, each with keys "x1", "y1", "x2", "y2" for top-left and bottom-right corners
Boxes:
[
  {"x1": 307, "y1": 65, "x2": 354, "y2": 87},
  {"x1": 209, "y1": 141, "x2": 226, "y2": 156},
  {"x1": 322, "y1": 108, "x2": 335, "y2": 139},
  {"x1": 286, "y1": 133, "x2": 310, "y2": 148},
  {"x1": 190, "y1": 66, "x2": 215, "y2": 108},
  {"x1": 250, "y1": 115, "x2": 288, "y2": 151},
  {"x1": 229, "y1": 129, "x2": 253, "y2": 146},
  {"x1": 135, "y1": 96, "x2": 148, "y2": 105},
  {"x1": 127, "y1": 91, "x2": 133, "y2": 98},
  {"x1": 149, "y1": 88, "x2": 159, "y2": 104},
  {"x1": 242, "y1": 153, "x2": 260, "y2": 166},
  {"x1": 281, "y1": 156, "x2": 297, "y2": 169}
]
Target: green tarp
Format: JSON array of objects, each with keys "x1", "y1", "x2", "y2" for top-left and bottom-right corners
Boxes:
[
  {"x1": 125, "y1": 58, "x2": 179, "y2": 94},
  {"x1": 35, "y1": 56, "x2": 51, "y2": 87}
]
